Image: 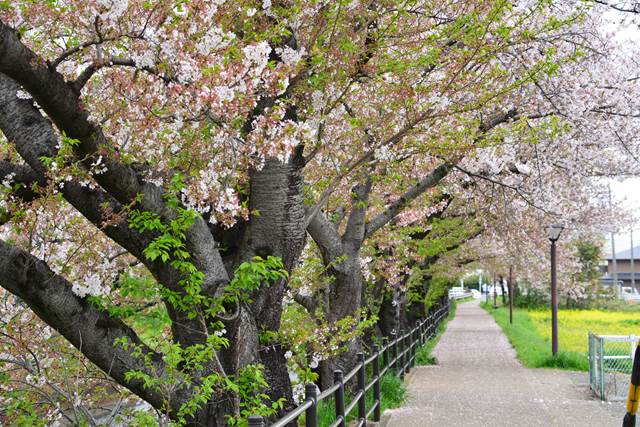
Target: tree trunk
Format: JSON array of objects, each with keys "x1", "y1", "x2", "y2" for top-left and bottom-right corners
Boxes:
[
  {"x1": 317, "y1": 254, "x2": 364, "y2": 389},
  {"x1": 500, "y1": 276, "x2": 506, "y2": 306},
  {"x1": 219, "y1": 155, "x2": 307, "y2": 418}
]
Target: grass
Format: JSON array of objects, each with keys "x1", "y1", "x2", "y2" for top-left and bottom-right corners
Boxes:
[
  {"x1": 415, "y1": 299, "x2": 459, "y2": 365},
  {"x1": 483, "y1": 302, "x2": 640, "y2": 371},
  {"x1": 313, "y1": 373, "x2": 407, "y2": 427},
  {"x1": 309, "y1": 301, "x2": 458, "y2": 426},
  {"x1": 481, "y1": 302, "x2": 588, "y2": 371}
]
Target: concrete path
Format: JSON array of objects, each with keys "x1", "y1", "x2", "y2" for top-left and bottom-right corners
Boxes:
[{"x1": 384, "y1": 300, "x2": 625, "y2": 427}]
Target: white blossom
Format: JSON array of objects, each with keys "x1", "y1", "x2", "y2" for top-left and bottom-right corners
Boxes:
[{"x1": 242, "y1": 41, "x2": 272, "y2": 76}]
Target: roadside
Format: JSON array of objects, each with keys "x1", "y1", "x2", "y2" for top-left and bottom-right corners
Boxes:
[{"x1": 481, "y1": 302, "x2": 587, "y2": 371}]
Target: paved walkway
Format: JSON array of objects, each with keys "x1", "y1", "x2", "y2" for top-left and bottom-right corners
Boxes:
[{"x1": 384, "y1": 300, "x2": 625, "y2": 427}]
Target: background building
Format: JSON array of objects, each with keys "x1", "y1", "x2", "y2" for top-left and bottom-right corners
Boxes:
[{"x1": 601, "y1": 246, "x2": 640, "y2": 291}]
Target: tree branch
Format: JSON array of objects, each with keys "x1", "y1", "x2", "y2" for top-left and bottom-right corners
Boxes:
[
  {"x1": 365, "y1": 162, "x2": 452, "y2": 239},
  {"x1": 0, "y1": 159, "x2": 42, "y2": 202},
  {"x1": 0, "y1": 20, "x2": 160, "y2": 210},
  {"x1": 305, "y1": 207, "x2": 344, "y2": 265},
  {"x1": 72, "y1": 56, "x2": 174, "y2": 93},
  {"x1": 342, "y1": 177, "x2": 373, "y2": 249},
  {"x1": 0, "y1": 240, "x2": 177, "y2": 413},
  {"x1": 0, "y1": 71, "x2": 225, "y2": 349}
]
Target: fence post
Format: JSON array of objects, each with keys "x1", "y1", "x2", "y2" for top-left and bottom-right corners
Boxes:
[
  {"x1": 623, "y1": 341, "x2": 640, "y2": 427},
  {"x1": 405, "y1": 330, "x2": 411, "y2": 374},
  {"x1": 305, "y1": 383, "x2": 318, "y2": 427},
  {"x1": 429, "y1": 314, "x2": 434, "y2": 337},
  {"x1": 357, "y1": 352, "x2": 366, "y2": 424},
  {"x1": 599, "y1": 337, "x2": 605, "y2": 400},
  {"x1": 373, "y1": 344, "x2": 381, "y2": 422},
  {"x1": 391, "y1": 331, "x2": 398, "y2": 373},
  {"x1": 248, "y1": 415, "x2": 265, "y2": 427},
  {"x1": 588, "y1": 332, "x2": 594, "y2": 390},
  {"x1": 399, "y1": 330, "x2": 405, "y2": 378},
  {"x1": 334, "y1": 370, "x2": 345, "y2": 427},
  {"x1": 415, "y1": 326, "x2": 419, "y2": 364},
  {"x1": 382, "y1": 337, "x2": 389, "y2": 368},
  {"x1": 409, "y1": 329, "x2": 418, "y2": 368}
]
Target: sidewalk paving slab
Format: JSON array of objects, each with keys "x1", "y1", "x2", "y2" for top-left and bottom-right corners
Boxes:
[{"x1": 383, "y1": 300, "x2": 625, "y2": 427}]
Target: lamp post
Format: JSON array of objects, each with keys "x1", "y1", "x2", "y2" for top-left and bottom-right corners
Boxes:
[{"x1": 547, "y1": 223, "x2": 564, "y2": 356}]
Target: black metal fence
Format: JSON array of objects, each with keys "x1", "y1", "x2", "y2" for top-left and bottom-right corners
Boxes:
[{"x1": 248, "y1": 298, "x2": 451, "y2": 427}]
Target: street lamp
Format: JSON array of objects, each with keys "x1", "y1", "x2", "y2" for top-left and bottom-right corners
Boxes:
[{"x1": 547, "y1": 223, "x2": 564, "y2": 356}]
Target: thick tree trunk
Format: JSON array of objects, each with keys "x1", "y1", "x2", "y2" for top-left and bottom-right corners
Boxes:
[
  {"x1": 219, "y1": 156, "x2": 307, "y2": 419},
  {"x1": 316, "y1": 253, "x2": 366, "y2": 390},
  {"x1": 377, "y1": 289, "x2": 399, "y2": 338}
]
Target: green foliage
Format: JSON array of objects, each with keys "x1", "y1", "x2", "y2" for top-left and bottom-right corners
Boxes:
[
  {"x1": 567, "y1": 237, "x2": 604, "y2": 307},
  {"x1": 513, "y1": 286, "x2": 549, "y2": 309},
  {"x1": 119, "y1": 409, "x2": 159, "y2": 427},
  {"x1": 2, "y1": 389, "x2": 46, "y2": 427},
  {"x1": 574, "y1": 239, "x2": 602, "y2": 282},
  {"x1": 88, "y1": 274, "x2": 170, "y2": 344},
  {"x1": 227, "y1": 256, "x2": 289, "y2": 303},
  {"x1": 122, "y1": 185, "x2": 289, "y2": 425},
  {"x1": 39, "y1": 131, "x2": 83, "y2": 174},
  {"x1": 228, "y1": 365, "x2": 285, "y2": 426},
  {"x1": 423, "y1": 276, "x2": 452, "y2": 311}
]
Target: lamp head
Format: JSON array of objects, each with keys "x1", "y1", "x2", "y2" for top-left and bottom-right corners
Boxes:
[{"x1": 547, "y1": 223, "x2": 564, "y2": 242}]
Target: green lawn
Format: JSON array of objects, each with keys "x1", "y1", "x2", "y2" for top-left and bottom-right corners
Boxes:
[
  {"x1": 482, "y1": 302, "x2": 640, "y2": 372},
  {"x1": 482, "y1": 303, "x2": 587, "y2": 370}
]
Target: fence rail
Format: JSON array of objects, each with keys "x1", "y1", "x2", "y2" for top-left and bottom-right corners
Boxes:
[
  {"x1": 589, "y1": 332, "x2": 640, "y2": 401},
  {"x1": 449, "y1": 290, "x2": 473, "y2": 300},
  {"x1": 248, "y1": 298, "x2": 451, "y2": 427}
]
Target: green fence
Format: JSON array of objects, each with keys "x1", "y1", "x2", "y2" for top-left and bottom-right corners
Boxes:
[{"x1": 589, "y1": 332, "x2": 639, "y2": 400}]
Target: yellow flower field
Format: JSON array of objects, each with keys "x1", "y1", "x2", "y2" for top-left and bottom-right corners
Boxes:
[{"x1": 527, "y1": 310, "x2": 640, "y2": 354}]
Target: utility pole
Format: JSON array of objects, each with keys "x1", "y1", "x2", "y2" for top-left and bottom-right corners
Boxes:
[
  {"x1": 609, "y1": 185, "x2": 619, "y2": 297},
  {"x1": 493, "y1": 275, "x2": 498, "y2": 309}
]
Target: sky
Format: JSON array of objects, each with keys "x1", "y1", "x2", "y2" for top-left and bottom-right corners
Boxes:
[
  {"x1": 606, "y1": 178, "x2": 640, "y2": 255},
  {"x1": 602, "y1": 10, "x2": 640, "y2": 256}
]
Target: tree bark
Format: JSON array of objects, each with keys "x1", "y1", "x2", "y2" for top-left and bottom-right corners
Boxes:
[{"x1": 217, "y1": 154, "x2": 307, "y2": 418}]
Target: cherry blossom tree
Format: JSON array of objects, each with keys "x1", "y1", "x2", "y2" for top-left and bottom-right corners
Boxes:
[
  {"x1": 1, "y1": 0, "x2": 640, "y2": 425},
  {"x1": 294, "y1": 0, "x2": 602, "y2": 383}
]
